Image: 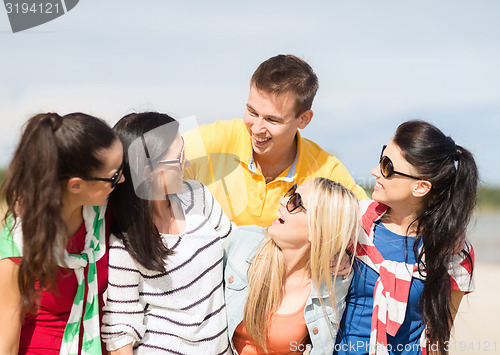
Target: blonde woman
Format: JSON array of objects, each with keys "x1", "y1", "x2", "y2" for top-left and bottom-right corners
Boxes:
[{"x1": 224, "y1": 178, "x2": 359, "y2": 354}]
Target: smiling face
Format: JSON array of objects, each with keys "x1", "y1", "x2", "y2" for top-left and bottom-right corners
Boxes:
[
  {"x1": 243, "y1": 85, "x2": 311, "y2": 161},
  {"x1": 78, "y1": 138, "x2": 125, "y2": 206},
  {"x1": 371, "y1": 139, "x2": 425, "y2": 209},
  {"x1": 268, "y1": 181, "x2": 312, "y2": 251}
]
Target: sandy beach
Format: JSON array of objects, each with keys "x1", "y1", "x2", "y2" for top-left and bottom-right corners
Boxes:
[{"x1": 451, "y1": 261, "x2": 500, "y2": 354}]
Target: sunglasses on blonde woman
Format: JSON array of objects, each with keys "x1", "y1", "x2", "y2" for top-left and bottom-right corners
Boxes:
[
  {"x1": 284, "y1": 184, "x2": 307, "y2": 213},
  {"x1": 379, "y1": 145, "x2": 422, "y2": 180}
]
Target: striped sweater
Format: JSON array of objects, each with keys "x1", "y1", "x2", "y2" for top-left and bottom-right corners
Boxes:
[{"x1": 102, "y1": 180, "x2": 233, "y2": 354}]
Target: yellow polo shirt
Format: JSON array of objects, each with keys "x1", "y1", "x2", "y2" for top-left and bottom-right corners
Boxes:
[{"x1": 183, "y1": 119, "x2": 367, "y2": 227}]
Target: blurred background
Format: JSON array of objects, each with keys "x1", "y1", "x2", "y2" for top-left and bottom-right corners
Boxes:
[{"x1": 1, "y1": 1, "x2": 499, "y2": 353}]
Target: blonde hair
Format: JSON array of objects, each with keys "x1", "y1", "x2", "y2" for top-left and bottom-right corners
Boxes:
[{"x1": 243, "y1": 178, "x2": 359, "y2": 350}]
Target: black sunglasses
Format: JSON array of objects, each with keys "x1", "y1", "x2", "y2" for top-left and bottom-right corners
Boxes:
[
  {"x1": 284, "y1": 184, "x2": 307, "y2": 214},
  {"x1": 379, "y1": 145, "x2": 422, "y2": 180},
  {"x1": 82, "y1": 162, "x2": 124, "y2": 188}
]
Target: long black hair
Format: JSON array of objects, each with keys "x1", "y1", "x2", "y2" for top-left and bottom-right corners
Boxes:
[
  {"x1": 109, "y1": 112, "x2": 180, "y2": 272},
  {"x1": 1, "y1": 112, "x2": 117, "y2": 312},
  {"x1": 393, "y1": 120, "x2": 477, "y2": 353}
]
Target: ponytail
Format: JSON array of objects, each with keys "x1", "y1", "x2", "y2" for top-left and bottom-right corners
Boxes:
[
  {"x1": 1, "y1": 112, "x2": 116, "y2": 313},
  {"x1": 394, "y1": 120, "x2": 478, "y2": 354},
  {"x1": 3, "y1": 114, "x2": 65, "y2": 310},
  {"x1": 453, "y1": 145, "x2": 478, "y2": 234}
]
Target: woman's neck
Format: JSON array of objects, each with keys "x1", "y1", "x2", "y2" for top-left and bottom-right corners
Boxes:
[
  {"x1": 277, "y1": 246, "x2": 311, "y2": 315},
  {"x1": 151, "y1": 198, "x2": 170, "y2": 216},
  {"x1": 281, "y1": 246, "x2": 310, "y2": 280},
  {"x1": 151, "y1": 197, "x2": 184, "y2": 235},
  {"x1": 62, "y1": 200, "x2": 84, "y2": 238},
  {"x1": 382, "y1": 205, "x2": 420, "y2": 236}
]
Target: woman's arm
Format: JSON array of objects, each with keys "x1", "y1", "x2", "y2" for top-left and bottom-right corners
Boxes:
[
  {"x1": 0, "y1": 259, "x2": 22, "y2": 355},
  {"x1": 101, "y1": 236, "x2": 146, "y2": 352},
  {"x1": 449, "y1": 289, "x2": 465, "y2": 322},
  {"x1": 428, "y1": 289, "x2": 464, "y2": 355},
  {"x1": 109, "y1": 342, "x2": 133, "y2": 355},
  {"x1": 201, "y1": 182, "x2": 234, "y2": 241}
]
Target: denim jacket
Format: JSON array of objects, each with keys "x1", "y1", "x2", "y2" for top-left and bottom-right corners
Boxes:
[{"x1": 224, "y1": 226, "x2": 352, "y2": 355}]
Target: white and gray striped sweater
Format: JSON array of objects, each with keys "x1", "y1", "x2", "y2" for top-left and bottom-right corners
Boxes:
[{"x1": 102, "y1": 180, "x2": 233, "y2": 354}]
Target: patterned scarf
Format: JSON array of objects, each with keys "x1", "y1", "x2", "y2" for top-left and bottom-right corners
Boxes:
[
  {"x1": 356, "y1": 200, "x2": 474, "y2": 355},
  {"x1": 0, "y1": 205, "x2": 106, "y2": 355}
]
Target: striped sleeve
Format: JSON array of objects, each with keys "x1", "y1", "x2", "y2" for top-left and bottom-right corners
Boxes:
[
  {"x1": 200, "y1": 182, "x2": 234, "y2": 240},
  {"x1": 448, "y1": 241, "x2": 475, "y2": 293},
  {"x1": 101, "y1": 234, "x2": 146, "y2": 351}
]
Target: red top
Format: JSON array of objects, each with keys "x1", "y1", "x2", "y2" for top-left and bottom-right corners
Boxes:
[{"x1": 10, "y1": 221, "x2": 109, "y2": 354}]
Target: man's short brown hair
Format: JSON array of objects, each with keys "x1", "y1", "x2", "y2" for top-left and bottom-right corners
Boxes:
[{"x1": 250, "y1": 54, "x2": 319, "y2": 117}]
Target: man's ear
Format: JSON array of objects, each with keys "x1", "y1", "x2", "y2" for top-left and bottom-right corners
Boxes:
[
  {"x1": 65, "y1": 177, "x2": 84, "y2": 195},
  {"x1": 412, "y1": 180, "x2": 432, "y2": 198},
  {"x1": 297, "y1": 110, "x2": 313, "y2": 129}
]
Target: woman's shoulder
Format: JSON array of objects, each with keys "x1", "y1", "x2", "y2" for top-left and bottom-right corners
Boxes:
[
  {"x1": 359, "y1": 200, "x2": 387, "y2": 223},
  {"x1": 176, "y1": 180, "x2": 224, "y2": 216},
  {"x1": 176, "y1": 180, "x2": 207, "y2": 204},
  {"x1": 181, "y1": 179, "x2": 204, "y2": 189},
  {"x1": 359, "y1": 199, "x2": 380, "y2": 212},
  {"x1": 233, "y1": 225, "x2": 266, "y2": 241},
  {"x1": 225, "y1": 226, "x2": 266, "y2": 255},
  {"x1": 224, "y1": 226, "x2": 266, "y2": 281},
  {"x1": 235, "y1": 225, "x2": 266, "y2": 240},
  {"x1": 108, "y1": 233, "x2": 127, "y2": 249}
]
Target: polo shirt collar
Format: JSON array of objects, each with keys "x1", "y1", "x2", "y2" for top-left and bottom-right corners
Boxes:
[{"x1": 246, "y1": 131, "x2": 302, "y2": 183}]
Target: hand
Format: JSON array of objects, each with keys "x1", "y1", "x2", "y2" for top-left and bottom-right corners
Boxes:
[{"x1": 330, "y1": 251, "x2": 352, "y2": 279}]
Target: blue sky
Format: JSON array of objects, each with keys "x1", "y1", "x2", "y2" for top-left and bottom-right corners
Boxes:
[{"x1": 1, "y1": 0, "x2": 499, "y2": 186}]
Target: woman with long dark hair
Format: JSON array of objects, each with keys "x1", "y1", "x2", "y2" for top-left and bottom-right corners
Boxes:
[
  {"x1": 101, "y1": 112, "x2": 233, "y2": 354},
  {"x1": 335, "y1": 120, "x2": 477, "y2": 355},
  {"x1": 0, "y1": 112, "x2": 124, "y2": 354}
]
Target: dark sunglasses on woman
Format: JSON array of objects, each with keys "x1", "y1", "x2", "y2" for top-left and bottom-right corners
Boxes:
[
  {"x1": 82, "y1": 162, "x2": 124, "y2": 188},
  {"x1": 379, "y1": 145, "x2": 422, "y2": 180},
  {"x1": 284, "y1": 184, "x2": 307, "y2": 213}
]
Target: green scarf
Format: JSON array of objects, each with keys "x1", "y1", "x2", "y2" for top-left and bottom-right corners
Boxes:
[{"x1": 0, "y1": 205, "x2": 106, "y2": 355}]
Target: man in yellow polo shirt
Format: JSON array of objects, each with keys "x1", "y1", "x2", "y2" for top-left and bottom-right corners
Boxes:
[{"x1": 184, "y1": 54, "x2": 367, "y2": 226}]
